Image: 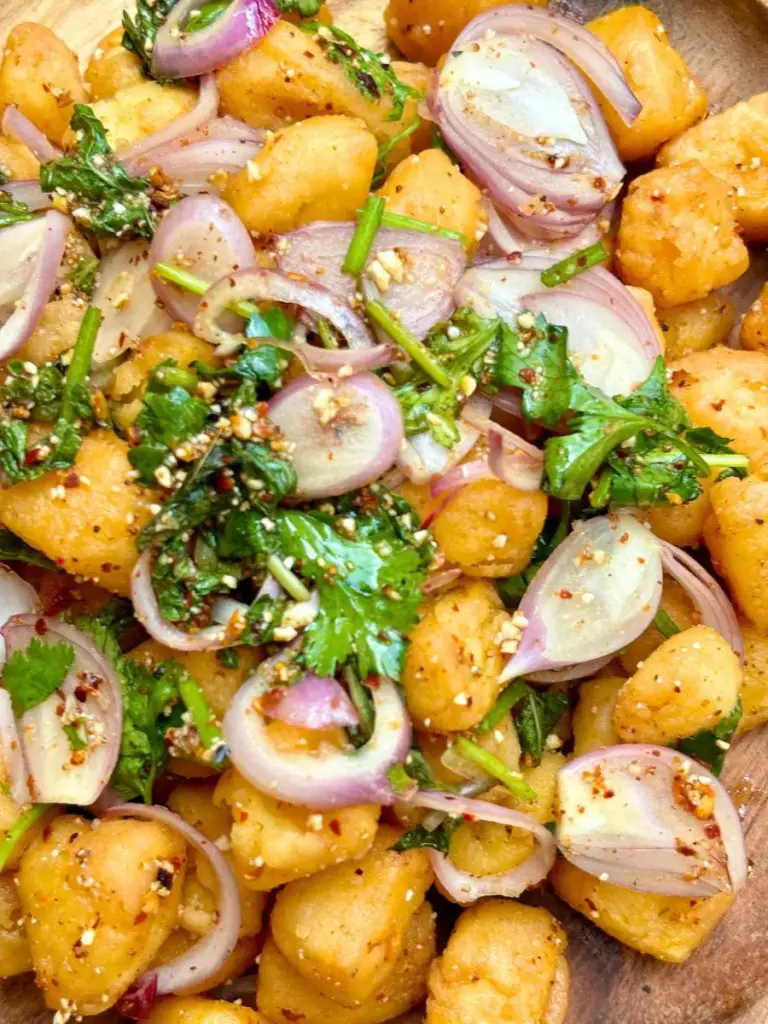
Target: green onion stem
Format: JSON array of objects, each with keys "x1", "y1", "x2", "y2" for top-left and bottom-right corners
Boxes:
[
  {"x1": 154, "y1": 365, "x2": 199, "y2": 392},
  {"x1": 476, "y1": 681, "x2": 530, "y2": 734},
  {"x1": 387, "y1": 763, "x2": 414, "y2": 793},
  {"x1": 178, "y1": 676, "x2": 224, "y2": 752},
  {"x1": 454, "y1": 737, "x2": 537, "y2": 802},
  {"x1": 365, "y1": 299, "x2": 452, "y2": 387},
  {"x1": 343, "y1": 666, "x2": 374, "y2": 743},
  {"x1": 540, "y1": 241, "x2": 610, "y2": 288},
  {"x1": 376, "y1": 209, "x2": 468, "y2": 246},
  {"x1": 316, "y1": 317, "x2": 339, "y2": 350},
  {"x1": 653, "y1": 609, "x2": 682, "y2": 639},
  {"x1": 59, "y1": 305, "x2": 102, "y2": 423},
  {"x1": 700, "y1": 453, "x2": 750, "y2": 470},
  {"x1": 266, "y1": 554, "x2": 311, "y2": 602},
  {"x1": 343, "y1": 195, "x2": 386, "y2": 276},
  {"x1": 153, "y1": 263, "x2": 260, "y2": 321},
  {"x1": 374, "y1": 118, "x2": 421, "y2": 185},
  {"x1": 0, "y1": 804, "x2": 51, "y2": 872}
]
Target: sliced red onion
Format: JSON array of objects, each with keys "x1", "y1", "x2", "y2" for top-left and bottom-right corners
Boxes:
[
  {"x1": 277, "y1": 221, "x2": 466, "y2": 340},
  {"x1": 0, "y1": 211, "x2": 70, "y2": 360},
  {"x1": 423, "y1": 567, "x2": 463, "y2": 594},
  {"x1": 485, "y1": 200, "x2": 608, "y2": 258},
  {"x1": 117, "y1": 74, "x2": 220, "y2": 167},
  {"x1": 2, "y1": 616, "x2": 122, "y2": 806},
  {"x1": 150, "y1": 195, "x2": 256, "y2": 324},
  {"x1": 429, "y1": 457, "x2": 489, "y2": 500},
  {"x1": 456, "y1": 257, "x2": 661, "y2": 397},
  {"x1": 487, "y1": 426, "x2": 544, "y2": 491},
  {"x1": 0, "y1": 180, "x2": 52, "y2": 212},
  {"x1": 660, "y1": 541, "x2": 744, "y2": 660},
  {"x1": 500, "y1": 513, "x2": 663, "y2": 682},
  {"x1": 0, "y1": 565, "x2": 39, "y2": 662},
  {"x1": 259, "y1": 674, "x2": 359, "y2": 731},
  {"x1": 432, "y1": 7, "x2": 638, "y2": 238},
  {"x1": 137, "y1": 139, "x2": 263, "y2": 195},
  {"x1": 556, "y1": 744, "x2": 748, "y2": 897},
  {"x1": 106, "y1": 803, "x2": 241, "y2": 997},
  {"x1": 117, "y1": 975, "x2": 159, "y2": 1021},
  {"x1": 404, "y1": 789, "x2": 556, "y2": 903},
  {"x1": 268, "y1": 372, "x2": 404, "y2": 499},
  {"x1": 194, "y1": 267, "x2": 374, "y2": 356},
  {"x1": 152, "y1": 0, "x2": 278, "y2": 80},
  {"x1": 2, "y1": 106, "x2": 61, "y2": 163},
  {"x1": 92, "y1": 240, "x2": 172, "y2": 369},
  {"x1": 132, "y1": 550, "x2": 235, "y2": 652},
  {"x1": 224, "y1": 654, "x2": 411, "y2": 809},
  {"x1": 527, "y1": 655, "x2": 613, "y2": 684},
  {"x1": 397, "y1": 423, "x2": 479, "y2": 487},
  {"x1": 0, "y1": 689, "x2": 28, "y2": 806}
]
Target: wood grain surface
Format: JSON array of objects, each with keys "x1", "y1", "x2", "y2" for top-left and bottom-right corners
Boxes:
[{"x1": 1, "y1": 1, "x2": 768, "y2": 1022}]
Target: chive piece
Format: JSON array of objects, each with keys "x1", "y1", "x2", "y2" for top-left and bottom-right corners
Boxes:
[
  {"x1": 344, "y1": 666, "x2": 374, "y2": 745},
  {"x1": 343, "y1": 195, "x2": 386, "y2": 276},
  {"x1": 373, "y1": 117, "x2": 421, "y2": 187},
  {"x1": 154, "y1": 365, "x2": 199, "y2": 392},
  {"x1": 365, "y1": 299, "x2": 452, "y2": 387},
  {"x1": 476, "y1": 681, "x2": 531, "y2": 734},
  {"x1": 0, "y1": 804, "x2": 51, "y2": 872},
  {"x1": 153, "y1": 263, "x2": 260, "y2": 321},
  {"x1": 178, "y1": 675, "x2": 225, "y2": 754},
  {"x1": 700, "y1": 452, "x2": 750, "y2": 470},
  {"x1": 316, "y1": 317, "x2": 339, "y2": 350},
  {"x1": 540, "y1": 241, "x2": 610, "y2": 288},
  {"x1": 59, "y1": 305, "x2": 102, "y2": 423},
  {"x1": 454, "y1": 737, "x2": 536, "y2": 802},
  {"x1": 266, "y1": 553, "x2": 311, "y2": 602},
  {"x1": 653, "y1": 609, "x2": 682, "y2": 640},
  {"x1": 378, "y1": 209, "x2": 468, "y2": 246},
  {"x1": 387, "y1": 763, "x2": 414, "y2": 793}
]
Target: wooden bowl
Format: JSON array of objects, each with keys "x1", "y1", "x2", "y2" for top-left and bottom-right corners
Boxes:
[{"x1": 1, "y1": 1, "x2": 768, "y2": 1021}]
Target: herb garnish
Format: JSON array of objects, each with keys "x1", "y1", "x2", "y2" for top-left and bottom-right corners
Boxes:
[
  {"x1": 184, "y1": 0, "x2": 231, "y2": 32},
  {"x1": 70, "y1": 256, "x2": 100, "y2": 296},
  {"x1": 40, "y1": 106, "x2": 156, "y2": 239},
  {"x1": 122, "y1": 0, "x2": 179, "y2": 81},
  {"x1": 0, "y1": 191, "x2": 36, "y2": 229},
  {"x1": 3, "y1": 637, "x2": 76, "y2": 717},
  {"x1": 677, "y1": 698, "x2": 743, "y2": 777},
  {"x1": 477, "y1": 681, "x2": 569, "y2": 762},
  {"x1": 540, "y1": 241, "x2": 610, "y2": 288},
  {"x1": 276, "y1": 0, "x2": 323, "y2": 14},
  {"x1": 392, "y1": 818, "x2": 461, "y2": 854}
]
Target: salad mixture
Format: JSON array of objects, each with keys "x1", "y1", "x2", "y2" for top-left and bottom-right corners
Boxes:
[{"x1": 0, "y1": 1, "x2": 765, "y2": 1022}]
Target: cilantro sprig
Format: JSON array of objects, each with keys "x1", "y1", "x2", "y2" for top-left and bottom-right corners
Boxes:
[{"x1": 3, "y1": 637, "x2": 75, "y2": 717}]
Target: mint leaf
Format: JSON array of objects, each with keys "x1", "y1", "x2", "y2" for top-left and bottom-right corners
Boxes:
[
  {"x1": 516, "y1": 690, "x2": 569, "y2": 762},
  {"x1": 677, "y1": 698, "x2": 743, "y2": 777},
  {"x1": 122, "y1": 0, "x2": 180, "y2": 82},
  {"x1": 0, "y1": 191, "x2": 36, "y2": 230},
  {"x1": 3, "y1": 637, "x2": 76, "y2": 717},
  {"x1": 392, "y1": 818, "x2": 461, "y2": 854}
]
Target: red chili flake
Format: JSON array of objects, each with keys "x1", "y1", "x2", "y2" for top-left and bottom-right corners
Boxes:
[
  {"x1": 558, "y1": 588, "x2": 573, "y2": 600},
  {"x1": 63, "y1": 472, "x2": 80, "y2": 488},
  {"x1": 216, "y1": 471, "x2": 235, "y2": 494},
  {"x1": 100, "y1": 562, "x2": 114, "y2": 573},
  {"x1": 281, "y1": 1011, "x2": 306, "y2": 1022},
  {"x1": 519, "y1": 368, "x2": 537, "y2": 384},
  {"x1": 711, "y1": 399, "x2": 725, "y2": 411},
  {"x1": 42, "y1": 825, "x2": 52, "y2": 842},
  {"x1": 23, "y1": 447, "x2": 45, "y2": 465},
  {"x1": 134, "y1": 911, "x2": 149, "y2": 926},
  {"x1": 704, "y1": 823, "x2": 722, "y2": 840},
  {"x1": 238, "y1": 811, "x2": 249, "y2": 823},
  {"x1": 34, "y1": 618, "x2": 48, "y2": 635},
  {"x1": 329, "y1": 819, "x2": 341, "y2": 836},
  {"x1": 126, "y1": 425, "x2": 142, "y2": 447},
  {"x1": 619, "y1": 532, "x2": 629, "y2": 544}
]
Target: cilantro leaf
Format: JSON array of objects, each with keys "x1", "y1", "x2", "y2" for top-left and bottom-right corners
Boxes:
[
  {"x1": 276, "y1": 0, "x2": 323, "y2": 15},
  {"x1": 3, "y1": 637, "x2": 76, "y2": 717},
  {"x1": 0, "y1": 528, "x2": 57, "y2": 569},
  {"x1": 496, "y1": 318, "x2": 574, "y2": 428},
  {"x1": 183, "y1": 0, "x2": 230, "y2": 32},
  {"x1": 392, "y1": 818, "x2": 461, "y2": 854},
  {"x1": 40, "y1": 106, "x2": 156, "y2": 239},
  {"x1": 299, "y1": 22, "x2": 421, "y2": 121},
  {"x1": 122, "y1": 0, "x2": 180, "y2": 81},
  {"x1": 516, "y1": 690, "x2": 569, "y2": 762},
  {"x1": 70, "y1": 256, "x2": 99, "y2": 296},
  {"x1": 677, "y1": 698, "x2": 743, "y2": 777},
  {"x1": 0, "y1": 191, "x2": 36, "y2": 230}
]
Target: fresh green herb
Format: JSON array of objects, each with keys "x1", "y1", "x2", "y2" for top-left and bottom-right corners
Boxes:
[
  {"x1": 496, "y1": 317, "x2": 749, "y2": 507},
  {"x1": 0, "y1": 804, "x2": 51, "y2": 872},
  {"x1": 379, "y1": 209, "x2": 467, "y2": 246},
  {"x1": 476, "y1": 680, "x2": 531, "y2": 734},
  {"x1": 63, "y1": 723, "x2": 88, "y2": 752},
  {"x1": 373, "y1": 118, "x2": 421, "y2": 188},
  {"x1": 366, "y1": 299, "x2": 452, "y2": 387},
  {"x1": 344, "y1": 667, "x2": 374, "y2": 747},
  {"x1": 0, "y1": 529, "x2": 57, "y2": 569},
  {"x1": 275, "y1": 0, "x2": 323, "y2": 14},
  {"x1": 266, "y1": 553, "x2": 311, "y2": 602},
  {"x1": 343, "y1": 195, "x2": 386, "y2": 276},
  {"x1": 217, "y1": 648, "x2": 240, "y2": 670},
  {"x1": 392, "y1": 818, "x2": 461, "y2": 854},
  {"x1": 178, "y1": 672, "x2": 227, "y2": 758},
  {"x1": 677, "y1": 698, "x2": 743, "y2": 776},
  {"x1": 41, "y1": 106, "x2": 156, "y2": 239},
  {"x1": 0, "y1": 191, "x2": 36, "y2": 229},
  {"x1": 70, "y1": 256, "x2": 100, "y2": 296},
  {"x1": 246, "y1": 306, "x2": 295, "y2": 342},
  {"x1": 516, "y1": 689, "x2": 569, "y2": 762},
  {"x1": 387, "y1": 763, "x2": 414, "y2": 793},
  {"x1": 122, "y1": 0, "x2": 180, "y2": 81},
  {"x1": 3, "y1": 637, "x2": 76, "y2": 717},
  {"x1": 540, "y1": 241, "x2": 610, "y2": 288},
  {"x1": 653, "y1": 609, "x2": 682, "y2": 640},
  {"x1": 129, "y1": 368, "x2": 210, "y2": 485},
  {"x1": 184, "y1": 0, "x2": 230, "y2": 32},
  {"x1": 0, "y1": 168, "x2": 8, "y2": 187},
  {"x1": 453, "y1": 737, "x2": 536, "y2": 801},
  {"x1": 60, "y1": 306, "x2": 101, "y2": 424},
  {"x1": 300, "y1": 22, "x2": 420, "y2": 121},
  {"x1": 495, "y1": 505, "x2": 570, "y2": 611},
  {"x1": 403, "y1": 746, "x2": 444, "y2": 789},
  {"x1": 431, "y1": 126, "x2": 456, "y2": 162},
  {"x1": 316, "y1": 317, "x2": 339, "y2": 350}
]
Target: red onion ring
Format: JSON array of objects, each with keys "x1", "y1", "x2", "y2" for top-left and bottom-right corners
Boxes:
[
  {"x1": 501, "y1": 513, "x2": 663, "y2": 683},
  {"x1": 397, "y1": 393, "x2": 493, "y2": 486},
  {"x1": 2, "y1": 616, "x2": 122, "y2": 806},
  {"x1": 268, "y1": 372, "x2": 404, "y2": 499},
  {"x1": 0, "y1": 564, "x2": 40, "y2": 661},
  {"x1": 526, "y1": 655, "x2": 613, "y2": 684},
  {"x1": 277, "y1": 221, "x2": 466, "y2": 341},
  {"x1": 259, "y1": 674, "x2": 359, "y2": 731},
  {"x1": 2, "y1": 106, "x2": 61, "y2": 163},
  {"x1": 429, "y1": 458, "x2": 490, "y2": 500},
  {"x1": 423, "y1": 568, "x2": 464, "y2": 594},
  {"x1": 487, "y1": 426, "x2": 544, "y2": 491},
  {"x1": 117, "y1": 74, "x2": 220, "y2": 166},
  {"x1": 150, "y1": 195, "x2": 256, "y2": 324},
  {"x1": 485, "y1": 200, "x2": 608, "y2": 258},
  {"x1": 404, "y1": 789, "x2": 556, "y2": 903},
  {"x1": 0, "y1": 689, "x2": 28, "y2": 806},
  {"x1": 135, "y1": 138, "x2": 263, "y2": 195},
  {"x1": 660, "y1": 541, "x2": 744, "y2": 660},
  {"x1": 224, "y1": 654, "x2": 411, "y2": 809},
  {"x1": 556, "y1": 744, "x2": 748, "y2": 897},
  {"x1": 152, "y1": 0, "x2": 278, "y2": 80},
  {"x1": 0, "y1": 180, "x2": 52, "y2": 212},
  {"x1": 117, "y1": 975, "x2": 158, "y2": 1021},
  {"x1": 0, "y1": 211, "x2": 70, "y2": 360},
  {"x1": 194, "y1": 267, "x2": 374, "y2": 355},
  {"x1": 106, "y1": 803, "x2": 241, "y2": 999}
]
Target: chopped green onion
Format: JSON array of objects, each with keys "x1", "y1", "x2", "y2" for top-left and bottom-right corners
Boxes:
[
  {"x1": 343, "y1": 195, "x2": 386, "y2": 276},
  {"x1": 0, "y1": 804, "x2": 51, "y2": 872},
  {"x1": 266, "y1": 553, "x2": 311, "y2": 602},
  {"x1": 154, "y1": 365, "x2": 199, "y2": 392},
  {"x1": 375, "y1": 209, "x2": 468, "y2": 246},
  {"x1": 387, "y1": 763, "x2": 414, "y2": 793},
  {"x1": 373, "y1": 118, "x2": 421, "y2": 188},
  {"x1": 540, "y1": 241, "x2": 610, "y2": 288},
  {"x1": 153, "y1": 263, "x2": 260, "y2": 321},
  {"x1": 365, "y1": 299, "x2": 452, "y2": 387},
  {"x1": 476, "y1": 681, "x2": 531, "y2": 734},
  {"x1": 316, "y1": 317, "x2": 339, "y2": 350},
  {"x1": 700, "y1": 452, "x2": 750, "y2": 470},
  {"x1": 653, "y1": 609, "x2": 682, "y2": 639},
  {"x1": 59, "y1": 305, "x2": 102, "y2": 423},
  {"x1": 453, "y1": 737, "x2": 536, "y2": 802},
  {"x1": 178, "y1": 675, "x2": 225, "y2": 754},
  {"x1": 344, "y1": 666, "x2": 374, "y2": 746}
]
